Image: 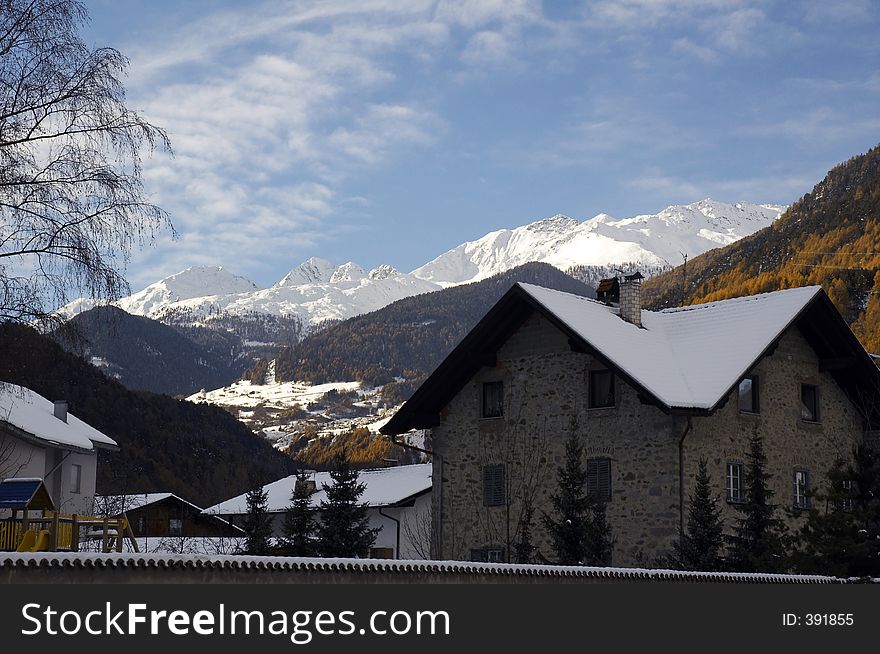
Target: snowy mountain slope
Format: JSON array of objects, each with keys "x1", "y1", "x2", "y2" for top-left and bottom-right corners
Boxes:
[
  {"x1": 56, "y1": 198, "x2": 785, "y2": 333},
  {"x1": 154, "y1": 263, "x2": 441, "y2": 326},
  {"x1": 412, "y1": 199, "x2": 785, "y2": 286}
]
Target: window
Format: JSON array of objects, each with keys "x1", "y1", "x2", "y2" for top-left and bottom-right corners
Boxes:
[
  {"x1": 840, "y1": 480, "x2": 855, "y2": 512},
  {"x1": 470, "y1": 547, "x2": 505, "y2": 563},
  {"x1": 481, "y1": 381, "x2": 504, "y2": 418},
  {"x1": 726, "y1": 462, "x2": 744, "y2": 503},
  {"x1": 589, "y1": 369, "x2": 615, "y2": 409},
  {"x1": 369, "y1": 547, "x2": 394, "y2": 559},
  {"x1": 482, "y1": 464, "x2": 505, "y2": 506},
  {"x1": 738, "y1": 376, "x2": 759, "y2": 413},
  {"x1": 793, "y1": 469, "x2": 810, "y2": 509},
  {"x1": 137, "y1": 516, "x2": 145, "y2": 535},
  {"x1": 69, "y1": 464, "x2": 82, "y2": 494},
  {"x1": 586, "y1": 458, "x2": 612, "y2": 501},
  {"x1": 169, "y1": 518, "x2": 183, "y2": 536},
  {"x1": 800, "y1": 384, "x2": 819, "y2": 422}
]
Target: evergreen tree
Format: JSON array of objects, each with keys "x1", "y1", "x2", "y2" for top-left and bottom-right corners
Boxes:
[
  {"x1": 728, "y1": 433, "x2": 789, "y2": 572},
  {"x1": 514, "y1": 501, "x2": 535, "y2": 564},
  {"x1": 672, "y1": 458, "x2": 724, "y2": 571},
  {"x1": 281, "y1": 469, "x2": 317, "y2": 557},
  {"x1": 242, "y1": 484, "x2": 273, "y2": 555},
  {"x1": 584, "y1": 499, "x2": 614, "y2": 566},
  {"x1": 542, "y1": 431, "x2": 591, "y2": 565},
  {"x1": 793, "y1": 446, "x2": 880, "y2": 577},
  {"x1": 316, "y1": 453, "x2": 379, "y2": 557}
]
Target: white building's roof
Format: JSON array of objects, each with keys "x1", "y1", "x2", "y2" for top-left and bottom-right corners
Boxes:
[
  {"x1": 518, "y1": 283, "x2": 824, "y2": 410},
  {"x1": 203, "y1": 463, "x2": 432, "y2": 515},
  {"x1": 0, "y1": 383, "x2": 117, "y2": 451}
]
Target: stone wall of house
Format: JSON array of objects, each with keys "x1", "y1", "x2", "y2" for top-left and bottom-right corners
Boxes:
[
  {"x1": 431, "y1": 312, "x2": 864, "y2": 567},
  {"x1": 684, "y1": 327, "x2": 862, "y2": 536},
  {"x1": 431, "y1": 310, "x2": 681, "y2": 566}
]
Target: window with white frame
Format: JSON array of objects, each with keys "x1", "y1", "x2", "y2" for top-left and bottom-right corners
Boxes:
[
  {"x1": 793, "y1": 469, "x2": 810, "y2": 509},
  {"x1": 726, "y1": 462, "x2": 744, "y2": 503}
]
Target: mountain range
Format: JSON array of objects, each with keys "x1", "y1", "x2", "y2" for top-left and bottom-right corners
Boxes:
[{"x1": 57, "y1": 198, "x2": 784, "y2": 336}]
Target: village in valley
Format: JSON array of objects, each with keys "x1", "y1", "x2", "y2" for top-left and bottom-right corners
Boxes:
[{"x1": 2, "y1": 0, "x2": 880, "y2": 588}]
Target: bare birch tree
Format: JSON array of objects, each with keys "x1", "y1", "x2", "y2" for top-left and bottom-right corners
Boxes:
[{"x1": 0, "y1": 0, "x2": 172, "y2": 325}]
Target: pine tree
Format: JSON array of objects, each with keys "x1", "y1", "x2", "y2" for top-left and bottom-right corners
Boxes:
[
  {"x1": 672, "y1": 458, "x2": 724, "y2": 571},
  {"x1": 316, "y1": 453, "x2": 379, "y2": 557},
  {"x1": 584, "y1": 499, "x2": 614, "y2": 566},
  {"x1": 242, "y1": 484, "x2": 273, "y2": 555},
  {"x1": 728, "y1": 433, "x2": 789, "y2": 572},
  {"x1": 513, "y1": 501, "x2": 535, "y2": 564},
  {"x1": 281, "y1": 469, "x2": 317, "y2": 557},
  {"x1": 542, "y1": 431, "x2": 591, "y2": 565},
  {"x1": 793, "y1": 446, "x2": 880, "y2": 577}
]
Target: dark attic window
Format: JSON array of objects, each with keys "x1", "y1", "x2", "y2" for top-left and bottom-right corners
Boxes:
[
  {"x1": 481, "y1": 381, "x2": 504, "y2": 418},
  {"x1": 800, "y1": 384, "x2": 819, "y2": 422},
  {"x1": 738, "y1": 375, "x2": 759, "y2": 414},
  {"x1": 589, "y1": 369, "x2": 615, "y2": 408}
]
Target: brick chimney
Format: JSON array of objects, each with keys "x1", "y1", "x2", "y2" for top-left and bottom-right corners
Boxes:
[
  {"x1": 53, "y1": 400, "x2": 68, "y2": 423},
  {"x1": 619, "y1": 272, "x2": 643, "y2": 327}
]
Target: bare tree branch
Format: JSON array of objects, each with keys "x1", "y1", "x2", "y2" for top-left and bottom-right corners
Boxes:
[{"x1": 0, "y1": 0, "x2": 173, "y2": 326}]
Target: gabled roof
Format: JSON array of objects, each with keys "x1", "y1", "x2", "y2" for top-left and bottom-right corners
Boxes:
[
  {"x1": 383, "y1": 283, "x2": 880, "y2": 433},
  {"x1": 0, "y1": 383, "x2": 117, "y2": 451},
  {"x1": 0, "y1": 478, "x2": 55, "y2": 510},
  {"x1": 96, "y1": 493, "x2": 193, "y2": 513},
  {"x1": 202, "y1": 463, "x2": 432, "y2": 515}
]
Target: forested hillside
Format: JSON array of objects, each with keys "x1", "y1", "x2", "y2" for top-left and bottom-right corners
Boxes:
[
  {"x1": 0, "y1": 324, "x2": 296, "y2": 506},
  {"x1": 644, "y1": 143, "x2": 880, "y2": 351},
  {"x1": 260, "y1": 263, "x2": 595, "y2": 386},
  {"x1": 53, "y1": 306, "x2": 250, "y2": 396}
]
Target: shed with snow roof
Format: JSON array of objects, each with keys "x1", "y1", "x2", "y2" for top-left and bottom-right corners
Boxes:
[
  {"x1": 95, "y1": 493, "x2": 243, "y2": 538},
  {"x1": 382, "y1": 280, "x2": 877, "y2": 566}
]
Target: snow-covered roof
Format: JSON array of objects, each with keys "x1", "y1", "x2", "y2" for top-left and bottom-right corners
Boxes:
[
  {"x1": 384, "y1": 281, "x2": 880, "y2": 436},
  {"x1": 97, "y1": 493, "x2": 184, "y2": 512},
  {"x1": 0, "y1": 383, "x2": 117, "y2": 451},
  {"x1": 203, "y1": 463, "x2": 432, "y2": 515},
  {"x1": 518, "y1": 283, "x2": 824, "y2": 410}
]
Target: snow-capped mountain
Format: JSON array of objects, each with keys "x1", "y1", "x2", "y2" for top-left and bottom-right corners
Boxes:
[
  {"x1": 57, "y1": 198, "x2": 785, "y2": 335},
  {"x1": 412, "y1": 199, "x2": 786, "y2": 286}
]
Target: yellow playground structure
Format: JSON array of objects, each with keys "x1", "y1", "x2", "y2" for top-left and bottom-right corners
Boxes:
[{"x1": 0, "y1": 478, "x2": 138, "y2": 553}]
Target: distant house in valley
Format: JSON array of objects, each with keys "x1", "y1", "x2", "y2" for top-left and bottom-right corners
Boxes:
[
  {"x1": 96, "y1": 493, "x2": 242, "y2": 539},
  {"x1": 382, "y1": 277, "x2": 879, "y2": 566},
  {"x1": 0, "y1": 383, "x2": 118, "y2": 515},
  {"x1": 203, "y1": 463, "x2": 432, "y2": 559}
]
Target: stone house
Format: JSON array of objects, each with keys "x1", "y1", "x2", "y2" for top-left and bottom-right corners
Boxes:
[
  {"x1": 203, "y1": 463, "x2": 432, "y2": 559},
  {"x1": 0, "y1": 383, "x2": 118, "y2": 516},
  {"x1": 381, "y1": 278, "x2": 878, "y2": 566}
]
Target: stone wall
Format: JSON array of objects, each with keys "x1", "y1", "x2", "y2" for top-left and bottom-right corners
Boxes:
[
  {"x1": 431, "y1": 311, "x2": 863, "y2": 567},
  {"x1": 684, "y1": 328, "x2": 862, "y2": 535}
]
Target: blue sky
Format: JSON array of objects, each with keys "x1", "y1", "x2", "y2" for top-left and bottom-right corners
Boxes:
[{"x1": 81, "y1": 0, "x2": 880, "y2": 289}]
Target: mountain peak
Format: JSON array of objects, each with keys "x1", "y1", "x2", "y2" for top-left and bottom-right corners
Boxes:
[
  {"x1": 368, "y1": 264, "x2": 400, "y2": 280},
  {"x1": 330, "y1": 262, "x2": 367, "y2": 283},
  {"x1": 276, "y1": 257, "x2": 335, "y2": 287}
]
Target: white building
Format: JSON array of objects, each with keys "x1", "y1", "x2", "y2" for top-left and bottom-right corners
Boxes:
[
  {"x1": 203, "y1": 463, "x2": 432, "y2": 560},
  {"x1": 0, "y1": 383, "x2": 118, "y2": 515}
]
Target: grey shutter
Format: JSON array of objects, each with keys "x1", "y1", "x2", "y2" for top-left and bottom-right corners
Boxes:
[
  {"x1": 587, "y1": 458, "x2": 612, "y2": 501},
  {"x1": 482, "y1": 464, "x2": 505, "y2": 506}
]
